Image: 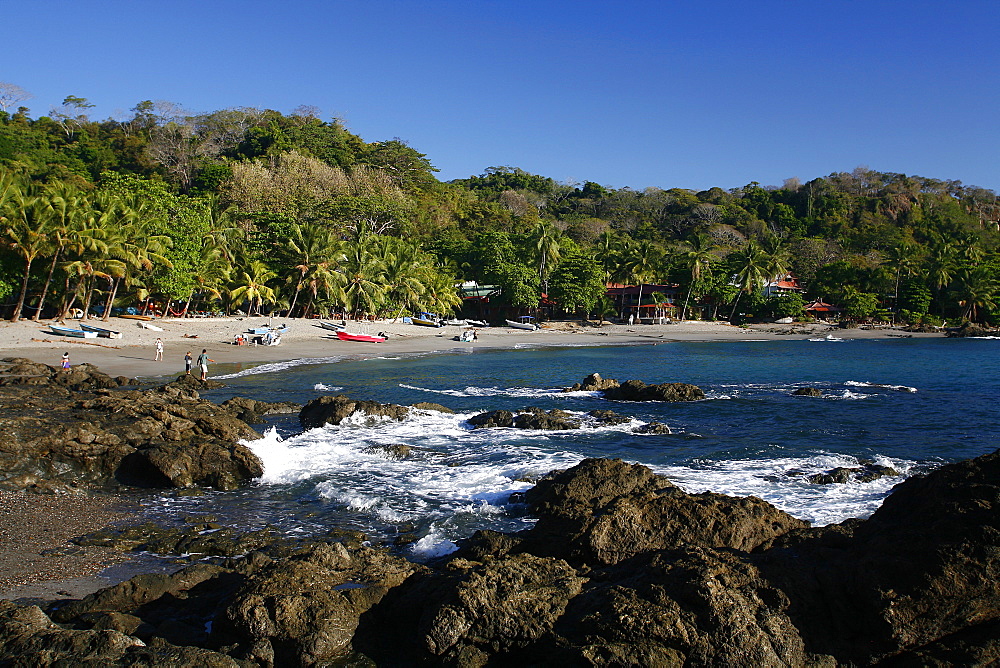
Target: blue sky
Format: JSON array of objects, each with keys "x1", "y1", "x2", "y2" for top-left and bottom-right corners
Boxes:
[{"x1": 5, "y1": 0, "x2": 998, "y2": 192}]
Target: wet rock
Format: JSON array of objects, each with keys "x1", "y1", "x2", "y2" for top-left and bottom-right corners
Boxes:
[
  {"x1": 221, "y1": 396, "x2": 300, "y2": 424},
  {"x1": 0, "y1": 358, "x2": 264, "y2": 492},
  {"x1": 362, "y1": 443, "x2": 412, "y2": 460},
  {"x1": 564, "y1": 372, "x2": 620, "y2": 392},
  {"x1": 166, "y1": 373, "x2": 226, "y2": 390},
  {"x1": 804, "y1": 463, "x2": 899, "y2": 485},
  {"x1": 522, "y1": 458, "x2": 808, "y2": 566},
  {"x1": 513, "y1": 408, "x2": 580, "y2": 430},
  {"x1": 0, "y1": 358, "x2": 138, "y2": 390},
  {"x1": 604, "y1": 379, "x2": 705, "y2": 402},
  {"x1": 792, "y1": 387, "x2": 823, "y2": 397},
  {"x1": 468, "y1": 410, "x2": 515, "y2": 428},
  {"x1": 299, "y1": 395, "x2": 410, "y2": 429},
  {"x1": 587, "y1": 409, "x2": 631, "y2": 425},
  {"x1": 633, "y1": 421, "x2": 671, "y2": 434},
  {"x1": 411, "y1": 401, "x2": 454, "y2": 414}
]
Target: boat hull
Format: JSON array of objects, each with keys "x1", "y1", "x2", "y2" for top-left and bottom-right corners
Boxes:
[
  {"x1": 336, "y1": 331, "x2": 385, "y2": 343},
  {"x1": 48, "y1": 326, "x2": 98, "y2": 339},
  {"x1": 506, "y1": 320, "x2": 538, "y2": 331},
  {"x1": 80, "y1": 324, "x2": 122, "y2": 339},
  {"x1": 412, "y1": 318, "x2": 441, "y2": 328}
]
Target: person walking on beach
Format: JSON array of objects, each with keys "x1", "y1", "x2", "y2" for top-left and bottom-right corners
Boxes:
[
  {"x1": 154, "y1": 338, "x2": 163, "y2": 361},
  {"x1": 196, "y1": 349, "x2": 214, "y2": 381},
  {"x1": 60, "y1": 352, "x2": 70, "y2": 371},
  {"x1": 184, "y1": 351, "x2": 193, "y2": 375}
]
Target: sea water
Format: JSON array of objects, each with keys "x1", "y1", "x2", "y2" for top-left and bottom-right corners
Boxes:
[{"x1": 137, "y1": 337, "x2": 1000, "y2": 561}]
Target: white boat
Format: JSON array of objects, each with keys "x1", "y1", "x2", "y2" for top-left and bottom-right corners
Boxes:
[
  {"x1": 316, "y1": 321, "x2": 347, "y2": 332},
  {"x1": 442, "y1": 318, "x2": 467, "y2": 326},
  {"x1": 80, "y1": 323, "x2": 123, "y2": 339},
  {"x1": 139, "y1": 321, "x2": 164, "y2": 331},
  {"x1": 465, "y1": 319, "x2": 488, "y2": 327},
  {"x1": 48, "y1": 325, "x2": 98, "y2": 339},
  {"x1": 809, "y1": 333, "x2": 844, "y2": 342},
  {"x1": 506, "y1": 317, "x2": 539, "y2": 331}
]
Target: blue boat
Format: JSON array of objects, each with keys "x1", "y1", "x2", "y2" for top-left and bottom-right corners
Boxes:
[{"x1": 48, "y1": 324, "x2": 98, "y2": 339}]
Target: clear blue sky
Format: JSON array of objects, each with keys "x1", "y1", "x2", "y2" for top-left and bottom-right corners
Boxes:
[{"x1": 5, "y1": 0, "x2": 998, "y2": 192}]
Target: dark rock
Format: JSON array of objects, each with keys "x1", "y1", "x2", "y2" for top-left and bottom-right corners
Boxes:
[
  {"x1": 411, "y1": 401, "x2": 454, "y2": 414},
  {"x1": 299, "y1": 395, "x2": 410, "y2": 429},
  {"x1": 587, "y1": 409, "x2": 631, "y2": 425},
  {"x1": 564, "y1": 372, "x2": 620, "y2": 392},
  {"x1": 212, "y1": 542, "x2": 421, "y2": 666},
  {"x1": 513, "y1": 409, "x2": 580, "y2": 430},
  {"x1": 0, "y1": 358, "x2": 264, "y2": 492},
  {"x1": 603, "y1": 379, "x2": 705, "y2": 402},
  {"x1": 167, "y1": 373, "x2": 226, "y2": 390},
  {"x1": 221, "y1": 396, "x2": 300, "y2": 424},
  {"x1": 633, "y1": 421, "x2": 671, "y2": 434},
  {"x1": 0, "y1": 358, "x2": 138, "y2": 390},
  {"x1": 805, "y1": 463, "x2": 899, "y2": 485},
  {"x1": 792, "y1": 387, "x2": 823, "y2": 397},
  {"x1": 468, "y1": 410, "x2": 515, "y2": 428},
  {"x1": 522, "y1": 458, "x2": 808, "y2": 566},
  {"x1": 945, "y1": 322, "x2": 999, "y2": 337},
  {"x1": 362, "y1": 443, "x2": 412, "y2": 460}
]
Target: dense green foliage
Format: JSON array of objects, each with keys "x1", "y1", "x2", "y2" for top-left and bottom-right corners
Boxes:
[{"x1": 1, "y1": 93, "x2": 999, "y2": 324}]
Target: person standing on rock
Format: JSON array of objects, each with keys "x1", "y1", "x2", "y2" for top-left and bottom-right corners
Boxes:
[
  {"x1": 196, "y1": 349, "x2": 214, "y2": 381},
  {"x1": 184, "y1": 351, "x2": 193, "y2": 375},
  {"x1": 60, "y1": 352, "x2": 70, "y2": 371},
  {"x1": 154, "y1": 338, "x2": 163, "y2": 361}
]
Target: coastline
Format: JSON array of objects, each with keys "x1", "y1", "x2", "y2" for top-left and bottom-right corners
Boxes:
[
  {"x1": 0, "y1": 316, "x2": 939, "y2": 380},
  {"x1": 0, "y1": 316, "x2": 941, "y2": 603}
]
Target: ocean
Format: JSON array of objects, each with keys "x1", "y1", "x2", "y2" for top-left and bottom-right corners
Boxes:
[{"x1": 135, "y1": 336, "x2": 1000, "y2": 562}]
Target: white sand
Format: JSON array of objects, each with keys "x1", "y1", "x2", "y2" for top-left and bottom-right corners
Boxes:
[{"x1": 2, "y1": 316, "x2": 934, "y2": 380}]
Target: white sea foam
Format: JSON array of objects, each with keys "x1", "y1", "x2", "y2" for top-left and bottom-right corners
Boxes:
[
  {"x1": 655, "y1": 453, "x2": 917, "y2": 526},
  {"x1": 400, "y1": 383, "x2": 599, "y2": 399},
  {"x1": 212, "y1": 356, "x2": 342, "y2": 379},
  {"x1": 313, "y1": 383, "x2": 344, "y2": 392},
  {"x1": 844, "y1": 380, "x2": 918, "y2": 393}
]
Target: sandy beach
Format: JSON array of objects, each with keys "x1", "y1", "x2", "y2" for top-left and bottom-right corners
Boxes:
[{"x1": 0, "y1": 316, "x2": 936, "y2": 380}]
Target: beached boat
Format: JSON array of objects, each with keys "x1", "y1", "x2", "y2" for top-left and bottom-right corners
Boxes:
[
  {"x1": 465, "y1": 319, "x2": 488, "y2": 327},
  {"x1": 118, "y1": 314, "x2": 155, "y2": 321},
  {"x1": 48, "y1": 324, "x2": 98, "y2": 339},
  {"x1": 412, "y1": 312, "x2": 443, "y2": 327},
  {"x1": 316, "y1": 321, "x2": 347, "y2": 332},
  {"x1": 138, "y1": 321, "x2": 164, "y2": 331},
  {"x1": 506, "y1": 316, "x2": 539, "y2": 331},
  {"x1": 442, "y1": 318, "x2": 466, "y2": 326},
  {"x1": 80, "y1": 323, "x2": 123, "y2": 339},
  {"x1": 336, "y1": 330, "x2": 386, "y2": 343}
]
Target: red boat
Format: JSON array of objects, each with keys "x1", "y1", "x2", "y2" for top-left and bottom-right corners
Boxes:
[{"x1": 336, "y1": 330, "x2": 386, "y2": 343}]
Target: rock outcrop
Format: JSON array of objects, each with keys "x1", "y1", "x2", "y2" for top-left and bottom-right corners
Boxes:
[
  {"x1": 3, "y1": 444, "x2": 1000, "y2": 666},
  {"x1": 565, "y1": 372, "x2": 705, "y2": 402},
  {"x1": 0, "y1": 359, "x2": 263, "y2": 492}
]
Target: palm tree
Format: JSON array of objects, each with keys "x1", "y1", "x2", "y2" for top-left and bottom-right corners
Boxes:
[
  {"x1": 31, "y1": 184, "x2": 84, "y2": 321},
  {"x1": 340, "y1": 240, "x2": 386, "y2": 318},
  {"x1": 283, "y1": 222, "x2": 340, "y2": 318},
  {"x1": 953, "y1": 266, "x2": 1000, "y2": 323},
  {"x1": 729, "y1": 239, "x2": 769, "y2": 321},
  {"x1": 530, "y1": 221, "x2": 562, "y2": 295},
  {"x1": 676, "y1": 233, "x2": 716, "y2": 320},
  {"x1": 229, "y1": 260, "x2": 278, "y2": 316},
  {"x1": 623, "y1": 240, "x2": 663, "y2": 322},
  {"x1": 4, "y1": 191, "x2": 50, "y2": 321}
]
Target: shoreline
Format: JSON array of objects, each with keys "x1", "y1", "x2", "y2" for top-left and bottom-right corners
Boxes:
[
  {"x1": 0, "y1": 316, "x2": 942, "y2": 603},
  {"x1": 1, "y1": 316, "x2": 940, "y2": 380}
]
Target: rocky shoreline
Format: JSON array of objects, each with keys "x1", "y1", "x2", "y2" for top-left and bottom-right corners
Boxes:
[{"x1": 0, "y1": 359, "x2": 998, "y2": 665}]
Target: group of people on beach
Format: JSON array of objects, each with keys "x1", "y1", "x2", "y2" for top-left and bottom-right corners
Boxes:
[{"x1": 153, "y1": 338, "x2": 213, "y2": 380}]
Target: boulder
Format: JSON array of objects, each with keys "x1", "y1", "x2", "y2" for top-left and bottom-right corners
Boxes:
[
  {"x1": 792, "y1": 387, "x2": 823, "y2": 397},
  {"x1": 0, "y1": 359, "x2": 264, "y2": 492},
  {"x1": 411, "y1": 401, "x2": 455, "y2": 414},
  {"x1": 564, "y1": 372, "x2": 620, "y2": 392},
  {"x1": 945, "y1": 322, "x2": 999, "y2": 337},
  {"x1": 522, "y1": 458, "x2": 808, "y2": 566},
  {"x1": 299, "y1": 395, "x2": 410, "y2": 429},
  {"x1": 513, "y1": 408, "x2": 580, "y2": 430},
  {"x1": 633, "y1": 421, "x2": 671, "y2": 434},
  {"x1": 221, "y1": 396, "x2": 300, "y2": 424},
  {"x1": 468, "y1": 410, "x2": 515, "y2": 428},
  {"x1": 603, "y1": 379, "x2": 705, "y2": 402},
  {"x1": 804, "y1": 463, "x2": 899, "y2": 485}
]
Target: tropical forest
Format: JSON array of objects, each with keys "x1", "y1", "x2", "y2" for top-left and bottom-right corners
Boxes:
[{"x1": 2, "y1": 91, "x2": 999, "y2": 326}]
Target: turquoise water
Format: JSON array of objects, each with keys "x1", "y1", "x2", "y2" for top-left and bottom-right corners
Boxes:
[{"x1": 140, "y1": 337, "x2": 1000, "y2": 559}]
